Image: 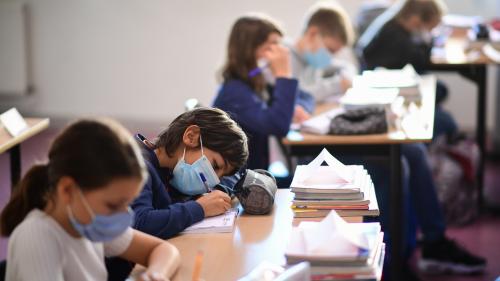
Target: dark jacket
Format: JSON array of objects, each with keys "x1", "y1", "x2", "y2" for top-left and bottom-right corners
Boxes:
[
  {"x1": 106, "y1": 138, "x2": 205, "y2": 281},
  {"x1": 213, "y1": 78, "x2": 314, "y2": 170},
  {"x1": 361, "y1": 19, "x2": 432, "y2": 71}
]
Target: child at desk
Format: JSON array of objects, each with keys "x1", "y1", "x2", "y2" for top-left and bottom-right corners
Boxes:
[
  {"x1": 0, "y1": 119, "x2": 180, "y2": 281},
  {"x1": 357, "y1": 0, "x2": 458, "y2": 139},
  {"x1": 295, "y1": 1, "x2": 485, "y2": 276},
  {"x1": 213, "y1": 14, "x2": 315, "y2": 171},
  {"x1": 106, "y1": 107, "x2": 249, "y2": 280},
  {"x1": 287, "y1": 2, "x2": 357, "y2": 102}
]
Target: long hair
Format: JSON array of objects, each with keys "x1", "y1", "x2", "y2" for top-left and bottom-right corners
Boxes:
[
  {"x1": 222, "y1": 14, "x2": 282, "y2": 94},
  {"x1": 0, "y1": 119, "x2": 147, "y2": 236}
]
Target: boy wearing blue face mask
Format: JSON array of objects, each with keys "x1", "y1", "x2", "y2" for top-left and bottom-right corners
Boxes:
[
  {"x1": 287, "y1": 2, "x2": 357, "y2": 103},
  {"x1": 106, "y1": 107, "x2": 249, "y2": 280}
]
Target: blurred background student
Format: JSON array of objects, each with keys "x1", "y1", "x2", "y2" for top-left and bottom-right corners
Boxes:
[{"x1": 213, "y1": 14, "x2": 315, "y2": 176}]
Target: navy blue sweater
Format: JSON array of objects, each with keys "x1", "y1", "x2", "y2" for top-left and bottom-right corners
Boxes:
[
  {"x1": 213, "y1": 78, "x2": 314, "y2": 170},
  {"x1": 106, "y1": 139, "x2": 205, "y2": 281},
  {"x1": 132, "y1": 139, "x2": 205, "y2": 237}
]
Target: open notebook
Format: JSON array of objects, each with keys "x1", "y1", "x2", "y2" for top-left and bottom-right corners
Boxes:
[{"x1": 181, "y1": 208, "x2": 239, "y2": 234}]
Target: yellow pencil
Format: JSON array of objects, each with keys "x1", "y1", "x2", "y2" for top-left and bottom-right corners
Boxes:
[{"x1": 192, "y1": 251, "x2": 204, "y2": 281}]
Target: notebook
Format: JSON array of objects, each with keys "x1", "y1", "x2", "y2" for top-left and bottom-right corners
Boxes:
[{"x1": 181, "y1": 208, "x2": 239, "y2": 234}]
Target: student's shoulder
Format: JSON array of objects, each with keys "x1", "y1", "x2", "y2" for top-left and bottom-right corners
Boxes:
[
  {"x1": 380, "y1": 20, "x2": 408, "y2": 36},
  {"x1": 219, "y1": 79, "x2": 253, "y2": 94},
  {"x1": 10, "y1": 209, "x2": 65, "y2": 249}
]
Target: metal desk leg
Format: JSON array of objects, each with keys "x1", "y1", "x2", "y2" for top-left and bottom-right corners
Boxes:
[
  {"x1": 474, "y1": 65, "x2": 487, "y2": 208},
  {"x1": 390, "y1": 144, "x2": 403, "y2": 281},
  {"x1": 9, "y1": 144, "x2": 21, "y2": 190}
]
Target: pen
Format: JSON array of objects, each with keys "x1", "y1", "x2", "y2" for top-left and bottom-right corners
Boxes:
[
  {"x1": 192, "y1": 251, "x2": 204, "y2": 281},
  {"x1": 199, "y1": 173, "x2": 211, "y2": 193},
  {"x1": 248, "y1": 60, "x2": 269, "y2": 78}
]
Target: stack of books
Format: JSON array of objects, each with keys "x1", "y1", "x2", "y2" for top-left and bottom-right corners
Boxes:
[
  {"x1": 291, "y1": 149, "x2": 379, "y2": 218},
  {"x1": 285, "y1": 211, "x2": 385, "y2": 281},
  {"x1": 353, "y1": 64, "x2": 421, "y2": 102}
]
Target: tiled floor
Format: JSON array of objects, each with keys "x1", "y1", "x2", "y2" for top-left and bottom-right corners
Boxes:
[{"x1": 0, "y1": 128, "x2": 499, "y2": 280}]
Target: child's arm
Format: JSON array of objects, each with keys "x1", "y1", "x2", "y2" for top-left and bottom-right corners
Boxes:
[
  {"x1": 296, "y1": 89, "x2": 315, "y2": 114},
  {"x1": 116, "y1": 230, "x2": 180, "y2": 281},
  {"x1": 132, "y1": 171, "x2": 205, "y2": 239},
  {"x1": 215, "y1": 78, "x2": 298, "y2": 137}
]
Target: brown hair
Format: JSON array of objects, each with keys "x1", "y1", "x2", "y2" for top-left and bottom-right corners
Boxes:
[
  {"x1": 155, "y1": 107, "x2": 248, "y2": 173},
  {"x1": 395, "y1": 0, "x2": 446, "y2": 23},
  {"x1": 303, "y1": 2, "x2": 355, "y2": 46},
  {"x1": 222, "y1": 14, "x2": 282, "y2": 94},
  {"x1": 0, "y1": 119, "x2": 147, "y2": 236}
]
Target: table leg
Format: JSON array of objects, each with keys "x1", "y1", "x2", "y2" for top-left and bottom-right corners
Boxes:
[
  {"x1": 390, "y1": 144, "x2": 402, "y2": 281},
  {"x1": 474, "y1": 66, "x2": 487, "y2": 208},
  {"x1": 9, "y1": 144, "x2": 21, "y2": 190}
]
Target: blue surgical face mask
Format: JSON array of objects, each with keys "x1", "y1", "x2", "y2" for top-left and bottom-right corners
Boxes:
[
  {"x1": 304, "y1": 47, "x2": 332, "y2": 69},
  {"x1": 67, "y1": 189, "x2": 134, "y2": 242},
  {"x1": 170, "y1": 136, "x2": 221, "y2": 196}
]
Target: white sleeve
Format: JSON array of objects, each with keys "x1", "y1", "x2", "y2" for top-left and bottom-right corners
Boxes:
[
  {"x1": 299, "y1": 58, "x2": 358, "y2": 102},
  {"x1": 6, "y1": 224, "x2": 65, "y2": 281},
  {"x1": 103, "y1": 227, "x2": 134, "y2": 257}
]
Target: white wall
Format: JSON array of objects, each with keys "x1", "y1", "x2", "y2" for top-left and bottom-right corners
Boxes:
[
  {"x1": 0, "y1": 0, "x2": 362, "y2": 126},
  {"x1": 0, "y1": 0, "x2": 498, "y2": 130}
]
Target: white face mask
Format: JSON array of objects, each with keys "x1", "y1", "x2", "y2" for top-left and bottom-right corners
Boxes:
[{"x1": 261, "y1": 67, "x2": 276, "y2": 85}]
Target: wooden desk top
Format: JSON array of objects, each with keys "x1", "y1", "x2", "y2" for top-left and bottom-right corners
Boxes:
[
  {"x1": 431, "y1": 27, "x2": 497, "y2": 66},
  {"x1": 0, "y1": 118, "x2": 50, "y2": 154},
  {"x1": 283, "y1": 75, "x2": 436, "y2": 146},
  {"x1": 169, "y1": 190, "x2": 362, "y2": 281}
]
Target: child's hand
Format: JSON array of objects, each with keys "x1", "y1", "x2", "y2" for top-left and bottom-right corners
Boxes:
[
  {"x1": 293, "y1": 105, "x2": 311, "y2": 124},
  {"x1": 196, "y1": 190, "x2": 231, "y2": 217},
  {"x1": 137, "y1": 271, "x2": 169, "y2": 281},
  {"x1": 264, "y1": 45, "x2": 291, "y2": 78},
  {"x1": 340, "y1": 76, "x2": 352, "y2": 93}
]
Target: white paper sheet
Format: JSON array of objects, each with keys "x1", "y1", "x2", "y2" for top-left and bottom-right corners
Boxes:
[{"x1": 298, "y1": 148, "x2": 353, "y2": 184}]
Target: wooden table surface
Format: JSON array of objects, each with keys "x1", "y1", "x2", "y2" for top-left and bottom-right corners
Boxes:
[
  {"x1": 0, "y1": 118, "x2": 50, "y2": 154},
  {"x1": 169, "y1": 189, "x2": 362, "y2": 281}
]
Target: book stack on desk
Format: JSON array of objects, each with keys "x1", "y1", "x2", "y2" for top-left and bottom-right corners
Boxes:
[
  {"x1": 290, "y1": 149, "x2": 379, "y2": 218},
  {"x1": 286, "y1": 211, "x2": 385, "y2": 281},
  {"x1": 353, "y1": 64, "x2": 421, "y2": 103}
]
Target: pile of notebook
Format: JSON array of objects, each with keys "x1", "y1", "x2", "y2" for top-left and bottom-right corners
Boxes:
[
  {"x1": 285, "y1": 211, "x2": 385, "y2": 281},
  {"x1": 352, "y1": 64, "x2": 421, "y2": 102},
  {"x1": 290, "y1": 149, "x2": 379, "y2": 218}
]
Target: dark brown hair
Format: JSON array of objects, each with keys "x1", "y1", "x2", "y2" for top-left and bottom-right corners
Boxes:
[
  {"x1": 396, "y1": 0, "x2": 445, "y2": 23},
  {"x1": 0, "y1": 119, "x2": 147, "y2": 236},
  {"x1": 155, "y1": 107, "x2": 248, "y2": 173},
  {"x1": 222, "y1": 14, "x2": 282, "y2": 94},
  {"x1": 304, "y1": 3, "x2": 355, "y2": 46}
]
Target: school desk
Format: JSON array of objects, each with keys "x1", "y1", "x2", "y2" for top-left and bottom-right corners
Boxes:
[
  {"x1": 168, "y1": 189, "x2": 363, "y2": 281},
  {"x1": 282, "y1": 75, "x2": 437, "y2": 281},
  {"x1": 430, "y1": 25, "x2": 499, "y2": 209},
  {"x1": 0, "y1": 118, "x2": 50, "y2": 189}
]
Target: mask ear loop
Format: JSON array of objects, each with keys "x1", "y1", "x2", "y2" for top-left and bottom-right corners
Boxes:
[
  {"x1": 199, "y1": 135, "x2": 204, "y2": 156},
  {"x1": 76, "y1": 188, "x2": 96, "y2": 220}
]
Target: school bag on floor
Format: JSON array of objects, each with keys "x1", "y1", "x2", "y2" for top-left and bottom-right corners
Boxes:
[{"x1": 428, "y1": 135, "x2": 480, "y2": 225}]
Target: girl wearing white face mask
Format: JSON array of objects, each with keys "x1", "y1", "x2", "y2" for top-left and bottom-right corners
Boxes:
[
  {"x1": 1, "y1": 119, "x2": 180, "y2": 281},
  {"x1": 213, "y1": 14, "x2": 315, "y2": 171}
]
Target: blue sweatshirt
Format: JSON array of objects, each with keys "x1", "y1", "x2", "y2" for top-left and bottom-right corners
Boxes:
[
  {"x1": 131, "y1": 139, "x2": 205, "y2": 238},
  {"x1": 213, "y1": 78, "x2": 314, "y2": 170},
  {"x1": 106, "y1": 138, "x2": 206, "y2": 280}
]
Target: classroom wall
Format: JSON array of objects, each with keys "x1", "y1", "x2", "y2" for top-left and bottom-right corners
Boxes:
[{"x1": 0, "y1": 0, "x2": 498, "y2": 131}]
